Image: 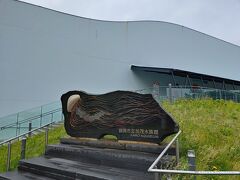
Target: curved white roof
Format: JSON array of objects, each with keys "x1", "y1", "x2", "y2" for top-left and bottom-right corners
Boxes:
[
  {"x1": 0, "y1": 0, "x2": 240, "y2": 116},
  {"x1": 1, "y1": 0, "x2": 240, "y2": 79}
]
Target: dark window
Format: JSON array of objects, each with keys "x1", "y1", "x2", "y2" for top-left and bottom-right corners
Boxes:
[
  {"x1": 174, "y1": 75, "x2": 188, "y2": 87},
  {"x1": 234, "y1": 83, "x2": 240, "y2": 90},
  {"x1": 214, "y1": 80, "x2": 223, "y2": 89},
  {"x1": 225, "y1": 82, "x2": 234, "y2": 90},
  {"x1": 202, "y1": 78, "x2": 215, "y2": 88},
  {"x1": 189, "y1": 75, "x2": 202, "y2": 87},
  {"x1": 157, "y1": 73, "x2": 174, "y2": 86}
]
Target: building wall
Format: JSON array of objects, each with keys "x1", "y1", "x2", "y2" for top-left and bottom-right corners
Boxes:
[{"x1": 0, "y1": 0, "x2": 240, "y2": 116}]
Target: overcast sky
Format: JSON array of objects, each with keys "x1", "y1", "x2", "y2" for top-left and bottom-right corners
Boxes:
[{"x1": 20, "y1": 0, "x2": 240, "y2": 46}]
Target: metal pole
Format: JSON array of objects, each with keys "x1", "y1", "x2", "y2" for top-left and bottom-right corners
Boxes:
[
  {"x1": 51, "y1": 113, "x2": 53, "y2": 123},
  {"x1": 20, "y1": 137, "x2": 27, "y2": 160},
  {"x1": 51, "y1": 113, "x2": 53, "y2": 127},
  {"x1": 169, "y1": 83, "x2": 173, "y2": 104},
  {"x1": 175, "y1": 138, "x2": 180, "y2": 165},
  {"x1": 28, "y1": 121, "x2": 32, "y2": 137},
  {"x1": 188, "y1": 150, "x2": 196, "y2": 180},
  {"x1": 45, "y1": 126, "x2": 49, "y2": 152},
  {"x1": 18, "y1": 123, "x2": 21, "y2": 136},
  {"x1": 40, "y1": 106, "x2": 43, "y2": 127},
  {"x1": 6, "y1": 141, "x2": 11, "y2": 171},
  {"x1": 154, "y1": 165, "x2": 160, "y2": 180},
  {"x1": 181, "y1": 86, "x2": 183, "y2": 98},
  {"x1": 16, "y1": 113, "x2": 19, "y2": 136}
]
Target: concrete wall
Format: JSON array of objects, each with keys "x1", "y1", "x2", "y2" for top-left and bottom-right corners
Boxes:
[{"x1": 0, "y1": 0, "x2": 240, "y2": 116}]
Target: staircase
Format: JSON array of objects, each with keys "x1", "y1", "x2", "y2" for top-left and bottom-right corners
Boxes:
[{"x1": 0, "y1": 138, "x2": 176, "y2": 180}]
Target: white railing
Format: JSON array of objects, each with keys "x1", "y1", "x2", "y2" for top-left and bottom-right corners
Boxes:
[
  {"x1": 0, "y1": 121, "x2": 63, "y2": 171},
  {"x1": 148, "y1": 130, "x2": 240, "y2": 179}
]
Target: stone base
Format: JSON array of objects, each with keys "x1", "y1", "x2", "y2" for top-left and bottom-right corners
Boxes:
[
  {"x1": 60, "y1": 137, "x2": 176, "y2": 154},
  {"x1": 0, "y1": 138, "x2": 176, "y2": 180}
]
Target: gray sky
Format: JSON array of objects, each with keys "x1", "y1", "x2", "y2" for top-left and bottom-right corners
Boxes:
[{"x1": 20, "y1": 0, "x2": 240, "y2": 46}]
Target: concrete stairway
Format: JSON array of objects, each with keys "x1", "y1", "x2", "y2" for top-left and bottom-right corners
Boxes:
[{"x1": 0, "y1": 138, "x2": 176, "y2": 180}]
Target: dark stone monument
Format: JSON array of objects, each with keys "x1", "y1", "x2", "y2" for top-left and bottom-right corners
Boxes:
[
  {"x1": 61, "y1": 90, "x2": 179, "y2": 143},
  {"x1": 0, "y1": 90, "x2": 179, "y2": 180}
]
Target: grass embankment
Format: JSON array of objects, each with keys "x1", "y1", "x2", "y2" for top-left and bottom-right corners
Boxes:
[
  {"x1": 0, "y1": 125, "x2": 67, "y2": 172},
  {"x1": 0, "y1": 99, "x2": 239, "y2": 179},
  {"x1": 162, "y1": 99, "x2": 240, "y2": 180}
]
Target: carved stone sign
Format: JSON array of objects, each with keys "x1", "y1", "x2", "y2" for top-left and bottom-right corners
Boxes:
[{"x1": 61, "y1": 90, "x2": 179, "y2": 143}]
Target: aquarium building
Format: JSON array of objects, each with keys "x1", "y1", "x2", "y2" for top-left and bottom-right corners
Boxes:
[{"x1": 1, "y1": 0, "x2": 240, "y2": 116}]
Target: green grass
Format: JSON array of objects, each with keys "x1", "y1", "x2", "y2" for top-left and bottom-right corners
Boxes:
[
  {"x1": 0, "y1": 98, "x2": 240, "y2": 180},
  {"x1": 162, "y1": 99, "x2": 240, "y2": 180},
  {"x1": 0, "y1": 125, "x2": 67, "y2": 172}
]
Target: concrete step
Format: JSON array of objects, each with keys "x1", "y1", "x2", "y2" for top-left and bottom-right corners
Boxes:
[
  {"x1": 0, "y1": 138, "x2": 176, "y2": 179},
  {"x1": 46, "y1": 143, "x2": 158, "y2": 171},
  {"x1": 18, "y1": 156, "x2": 154, "y2": 180},
  {"x1": 0, "y1": 170, "x2": 55, "y2": 180}
]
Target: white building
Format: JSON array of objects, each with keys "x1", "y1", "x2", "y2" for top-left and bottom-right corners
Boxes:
[{"x1": 1, "y1": 0, "x2": 240, "y2": 117}]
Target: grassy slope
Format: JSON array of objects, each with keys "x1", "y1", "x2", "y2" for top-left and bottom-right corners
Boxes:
[
  {"x1": 0, "y1": 125, "x2": 67, "y2": 172},
  {"x1": 0, "y1": 99, "x2": 239, "y2": 179},
  {"x1": 162, "y1": 99, "x2": 240, "y2": 180}
]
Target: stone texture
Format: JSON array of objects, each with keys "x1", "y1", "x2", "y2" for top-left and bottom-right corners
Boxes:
[
  {"x1": 61, "y1": 90, "x2": 179, "y2": 143},
  {"x1": 0, "y1": 139, "x2": 176, "y2": 180}
]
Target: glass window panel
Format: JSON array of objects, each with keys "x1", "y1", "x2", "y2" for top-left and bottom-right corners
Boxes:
[
  {"x1": 235, "y1": 84, "x2": 240, "y2": 90},
  {"x1": 215, "y1": 80, "x2": 223, "y2": 89},
  {"x1": 157, "y1": 73, "x2": 174, "y2": 86},
  {"x1": 225, "y1": 82, "x2": 234, "y2": 90},
  {"x1": 190, "y1": 76, "x2": 202, "y2": 87},
  {"x1": 202, "y1": 78, "x2": 215, "y2": 88},
  {"x1": 185, "y1": 76, "x2": 191, "y2": 87},
  {"x1": 174, "y1": 75, "x2": 187, "y2": 87}
]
